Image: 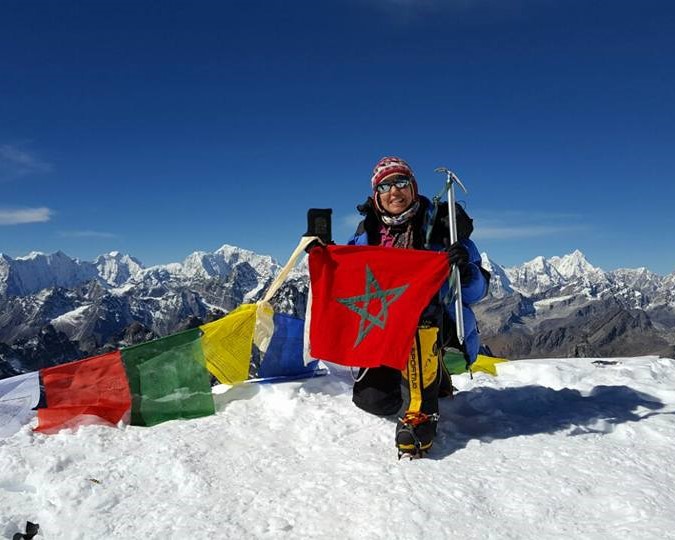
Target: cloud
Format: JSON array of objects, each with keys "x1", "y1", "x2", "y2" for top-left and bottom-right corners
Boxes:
[
  {"x1": 340, "y1": 213, "x2": 363, "y2": 231},
  {"x1": 58, "y1": 230, "x2": 119, "y2": 239},
  {"x1": 0, "y1": 207, "x2": 53, "y2": 225},
  {"x1": 481, "y1": 210, "x2": 583, "y2": 221},
  {"x1": 0, "y1": 144, "x2": 52, "y2": 180},
  {"x1": 471, "y1": 211, "x2": 589, "y2": 240},
  {"x1": 331, "y1": 208, "x2": 587, "y2": 241},
  {"x1": 473, "y1": 225, "x2": 588, "y2": 240}
]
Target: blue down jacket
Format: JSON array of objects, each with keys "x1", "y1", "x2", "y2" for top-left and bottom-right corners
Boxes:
[{"x1": 347, "y1": 196, "x2": 488, "y2": 364}]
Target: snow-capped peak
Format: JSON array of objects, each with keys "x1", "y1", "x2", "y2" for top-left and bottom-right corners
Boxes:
[
  {"x1": 549, "y1": 250, "x2": 602, "y2": 280},
  {"x1": 480, "y1": 252, "x2": 514, "y2": 298},
  {"x1": 94, "y1": 252, "x2": 144, "y2": 286},
  {"x1": 216, "y1": 244, "x2": 278, "y2": 266},
  {"x1": 181, "y1": 251, "x2": 231, "y2": 279},
  {"x1": 480, "y1": 252, "x2": 501, "y2": 273},
  {"x1": 17, "y1": 251, "x2": 43, "y2": 260},
  {"x1": 1, "y1": 251, "x2": 99, "y2": 296},
  {"x1": 214, "y1": 244, "x2": 280, "y2": 278},
  {"x1": 506, "y1": 255, "x2": 565, "y2": 295}
]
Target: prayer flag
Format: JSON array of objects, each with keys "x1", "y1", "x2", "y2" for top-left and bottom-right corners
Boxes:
[
  {"x1": 36, "y1": 351, "x2": 131, "y2": 433},
  {"x1": 473, "y1": 354, "x2": 508, "y2": 376},
  {"x1": 16, "y1": 237, "x2": 330, "y2": 436},
  {"x1": 121, "y1": 328, "x2": 215, "y2": 427},
  {"x1": 308, "y1": 245, "x2": 450, "y2": 370},
  {"x1": 0, "y1": 372, "x2": 40, "y2": 438},
  {"x1": 443, "y1": 349, "x2": 508, "y2": 376},
  {"x1": 256, "y1": 313, "x2": 322, "y2": 380},
  {"x1": 200, "y1": 304, "x2": 257, "y2": 384}
]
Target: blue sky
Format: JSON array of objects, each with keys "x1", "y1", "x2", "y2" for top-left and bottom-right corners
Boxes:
[{"x1": 1, "y1": 0, "x2": 674, "y2": 274}]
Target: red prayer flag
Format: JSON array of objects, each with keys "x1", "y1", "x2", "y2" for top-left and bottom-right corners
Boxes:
[
  {"x1": 308, "y1": 245, "x2": 450, "y2": 370},
  {"x1": 36, "y1": 351, "x2": 132, "y2": 433}
]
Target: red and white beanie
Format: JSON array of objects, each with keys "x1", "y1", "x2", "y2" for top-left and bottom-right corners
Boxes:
[{"x1": 370, "y1": 156, "x2": 418, "y2": 209}]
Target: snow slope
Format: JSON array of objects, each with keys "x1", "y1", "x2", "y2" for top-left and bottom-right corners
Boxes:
[{"x1": 2, "y1": 356, "x2": 675, "y2": 539}]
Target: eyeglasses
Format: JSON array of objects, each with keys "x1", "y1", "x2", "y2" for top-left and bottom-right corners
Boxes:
[{"x1": 375, "y1": 178, "x2": 411, "y2": 193}]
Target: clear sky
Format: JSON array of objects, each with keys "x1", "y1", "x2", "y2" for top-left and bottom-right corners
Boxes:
[{"x1": 1, "y1": 0, "x2": 674, "y2": 274}]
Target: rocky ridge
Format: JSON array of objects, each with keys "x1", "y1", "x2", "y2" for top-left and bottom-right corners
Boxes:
[
  {"x1": 1, "y1": 246, "x2": 674, "y2": 378},
  {"x1": 476, "y1": 250, "x2": 675, "y2": 358},
  {"x1": 0, "y1": 245, "x2": 301, "y2": 377}
]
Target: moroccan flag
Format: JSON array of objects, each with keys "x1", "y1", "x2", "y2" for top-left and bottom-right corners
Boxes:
[
  {"x1": 121, "y1": 327, "x2": 215, "y2": 427},
  {"x1": 308, "y1": 245, "x2": 450, "y2": 370},
  {"x1": 36, "y1": 351, "x2": 131, "y2": 433}
]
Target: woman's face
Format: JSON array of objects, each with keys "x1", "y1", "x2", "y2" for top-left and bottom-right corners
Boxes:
[{"x1": 378, "y1": 176, "x2": 414, "y2": 215}]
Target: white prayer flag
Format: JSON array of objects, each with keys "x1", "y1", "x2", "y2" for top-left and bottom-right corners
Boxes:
[{"x1": 0, "y1": 371, "x2": 40, "y2": 438}]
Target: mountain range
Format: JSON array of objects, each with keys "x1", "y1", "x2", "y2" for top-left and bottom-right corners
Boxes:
[
  {"x1": 1, "y1": 245, "x2": 674, "y2": 378},
  {"x1": 477, "y1": 250, "x2": 675, "y2": 359}
]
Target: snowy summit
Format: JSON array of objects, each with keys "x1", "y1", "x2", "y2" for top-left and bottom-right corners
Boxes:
[{"x1": 2, "y1": 356, "x2": 675, "y2": 538}]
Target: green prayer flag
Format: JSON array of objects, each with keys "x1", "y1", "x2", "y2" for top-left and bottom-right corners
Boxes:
[
  {"x1": 443, "y1": 348, "x2": 508, "y2": 377},
  {"x1": 121, "y1": 328, "x2": 215, "y2": 426},
  {"x1": 442, "y1": 348, "x2": 468, "y2": 375}
]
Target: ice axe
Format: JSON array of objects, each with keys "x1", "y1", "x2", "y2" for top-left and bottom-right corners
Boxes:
[{"x1": 434, "y1": 167, "x2": 468, "y2": 345}]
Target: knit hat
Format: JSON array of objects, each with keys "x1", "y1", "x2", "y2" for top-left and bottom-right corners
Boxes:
[{"x1": 371, "y1": 156, "x2": 419, "y2": 211}]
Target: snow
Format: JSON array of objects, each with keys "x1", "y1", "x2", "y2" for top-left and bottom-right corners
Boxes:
[
  {"x1": 533, "y1": 294, "x2": 576, "y2": 311},
  {"x1": 94, "y1": 252, "x2": 144, "y2": 286},
  {"x1": 242, "y1": 280, "x2": 268, "y2": 302},
  {"x1": 506, "y1": 255, "x2": 566, "y2": 295},
  {"x1": 50, "y1": 305, "x2": 91, "y2": 327},
  {"x1": 2, "y1": 355, "x2": 675, "y2": 538},
  {"x1": 0, "y1": 245, "x2": 279, "y2": 300},
  {"x1": 16, "y1": 252, "x2": 47, "y2": 260},
  {"x1": 480, "y1": 252, "x2": 514, "y2": 298},
  {"x1": 110, "y1": 283, "x2": 135, "y2": 296},
  {"x1": 549, "y1": 249, "x2": 603, "y2": 279},
  {"x1": 3, "y1": 251, "x2": 99, "y2": 296}
]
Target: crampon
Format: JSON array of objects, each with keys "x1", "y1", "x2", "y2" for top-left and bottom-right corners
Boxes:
[{"x1": 395, "y1": 411, "x2": 439, "y2": 460}]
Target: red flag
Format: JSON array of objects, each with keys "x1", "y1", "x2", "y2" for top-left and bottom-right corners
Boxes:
[
  {"x1": 308, "y1": 245, "x2": 449, "y2": 370},
  {"x1": 36, "y1": 351, "x2": 132, "y2": 433}
]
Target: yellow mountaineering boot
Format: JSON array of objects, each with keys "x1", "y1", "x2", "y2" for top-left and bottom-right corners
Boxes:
[{"x1": 396, "y1": 326, "x2": 441, "y2": 459}]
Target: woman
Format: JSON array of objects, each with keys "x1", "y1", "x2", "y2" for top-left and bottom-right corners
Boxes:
[{"x1": 348, "y1": 156, "x2": 488, "y2": 457}]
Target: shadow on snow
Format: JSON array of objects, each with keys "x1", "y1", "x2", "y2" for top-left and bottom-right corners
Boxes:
[
  {"x1": 431, "y1": 384, "x2": 667, "y2": 459},
  {"x1": 213, "y1": 370, "x2": 671, "y2": 461}
]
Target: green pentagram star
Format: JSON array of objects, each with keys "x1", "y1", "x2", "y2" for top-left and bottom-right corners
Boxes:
[{"x1": 336, "y1": 265, "x2": 409, "y2": 348}]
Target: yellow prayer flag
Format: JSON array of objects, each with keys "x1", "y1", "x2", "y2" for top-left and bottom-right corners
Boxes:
[
  {"x1": 472, "y1": 354, "x2": 507, "y2": 376},
  {"x1": 200, "y1": 304, "x2": 257, "y2": 384}
]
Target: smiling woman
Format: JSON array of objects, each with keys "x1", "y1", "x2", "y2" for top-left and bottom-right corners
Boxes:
[
  {"x1": 341, "y1": 155, "x2": 490, "y2": 457},
  {"x1": 376, "y1": 176, "x2": 414, "y2": 215}
]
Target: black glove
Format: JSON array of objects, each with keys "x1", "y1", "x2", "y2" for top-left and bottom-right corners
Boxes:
[{"x1": 447, "y1": 241, "x2": 472, "y2": 282}]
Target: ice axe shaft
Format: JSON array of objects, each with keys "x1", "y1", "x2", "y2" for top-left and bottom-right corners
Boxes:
[{"x1": 434, "y1": 167, "x2": 468, "y2": 345}]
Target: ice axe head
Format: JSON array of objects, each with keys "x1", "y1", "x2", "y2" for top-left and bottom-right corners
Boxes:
[{"x1": 434, "y1": 167, "x2": 467, "y2": 194}]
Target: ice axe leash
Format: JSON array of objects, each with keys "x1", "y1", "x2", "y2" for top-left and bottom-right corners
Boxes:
[{"x1": 434, "y1": 167, "x2": 468, "y2": 345}]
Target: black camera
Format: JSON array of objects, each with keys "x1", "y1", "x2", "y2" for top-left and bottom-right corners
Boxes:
[{"x1": 304, "y1": 208, "x2": 333, "y2": 245}]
